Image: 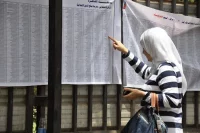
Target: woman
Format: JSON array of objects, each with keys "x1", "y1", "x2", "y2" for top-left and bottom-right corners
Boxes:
[{"x1": 108, "y1": 27, "x2": 187, "y2": 133}]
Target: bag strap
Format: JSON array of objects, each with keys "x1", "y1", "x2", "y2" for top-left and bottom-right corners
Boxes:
[{"x1": 151, "y1": 93, "x2": 159, "y2": 112}]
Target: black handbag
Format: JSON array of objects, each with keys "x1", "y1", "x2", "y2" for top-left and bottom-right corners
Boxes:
[{"x1": 121, "y1": 93, "x2": 168, "y2": 133}]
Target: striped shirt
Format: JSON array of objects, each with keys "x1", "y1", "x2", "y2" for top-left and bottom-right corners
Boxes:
[{"x1": 123, "y1": 50, "x2": 184, "y2": 133}]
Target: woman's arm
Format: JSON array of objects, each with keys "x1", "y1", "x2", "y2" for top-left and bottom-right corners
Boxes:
[
  {"x1": 122, "y1": 50, "x2": 151, "y2": 79},
  {"x1": 108, "y1": 36, "x2": 151, "y2": 79}
]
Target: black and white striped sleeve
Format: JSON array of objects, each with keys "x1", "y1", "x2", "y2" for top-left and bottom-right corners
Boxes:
[{"x1": 122, "y1": 50, "x2": 151, "y2": 79}]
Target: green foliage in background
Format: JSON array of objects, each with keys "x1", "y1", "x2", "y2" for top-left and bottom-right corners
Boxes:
[
  {"x1": 178, "y1": 0, "x2": 196, "y2": 3},
  {"x1": 33, "y1": 108, "x2": 37, "y2": 133},
  {"x1": 33, "y1": 87, "x2": 37, "y2": 133}
]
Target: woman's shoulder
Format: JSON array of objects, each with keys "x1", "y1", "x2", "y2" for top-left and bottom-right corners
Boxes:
[
  {"x1": 157, "y1": 61, "x2": 181, "y2": 77},
  {"x1": 158, "y1": 61, "x2": 176, "y2": 69}
]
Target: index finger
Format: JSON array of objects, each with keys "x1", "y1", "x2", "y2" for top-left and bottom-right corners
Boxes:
[{"x1": 108, "y1": 36, "x2": 117, "y2": 42}]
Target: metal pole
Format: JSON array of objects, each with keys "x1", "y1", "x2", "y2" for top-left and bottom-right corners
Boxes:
[
  {"x1": 184, "y1": 0, "x2": 188, "y2": 16},
  {"x1": 197, "y1": 0, "x2": 200, "y2": 18},
  {"x1": 47, "y1": 0, "x2": 62, "y2": 132},
  {"x1": 6, "y1": 87, "x2": 13, "y2": 133},
  {"x1": 172, "y1": 0, "x2": 176, "y2": 13}
]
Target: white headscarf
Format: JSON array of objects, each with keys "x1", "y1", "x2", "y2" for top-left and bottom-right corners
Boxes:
[{"x1": 140, "y1": 27, "x2": 187, "y2": 94}]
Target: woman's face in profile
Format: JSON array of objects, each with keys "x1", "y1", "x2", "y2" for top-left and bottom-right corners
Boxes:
[{"x1": 143, "y1": 49, "x2": 152, "y2": 62}]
